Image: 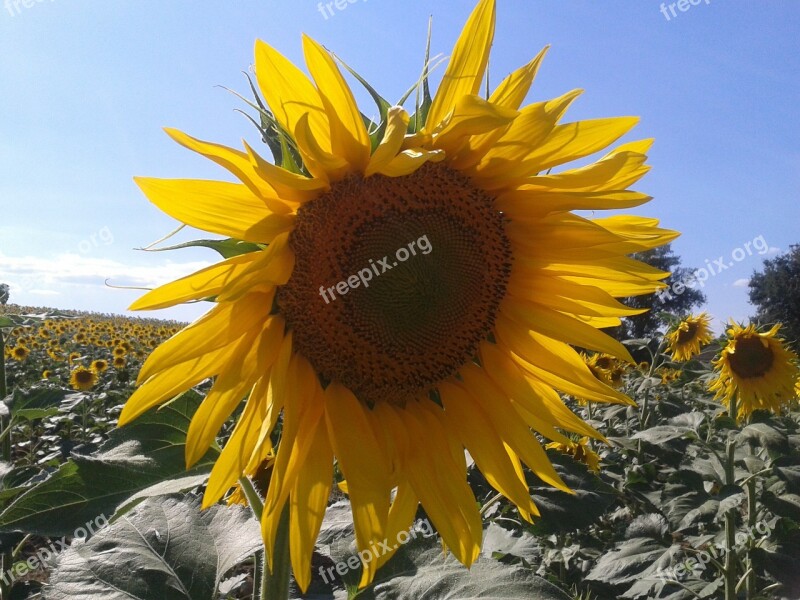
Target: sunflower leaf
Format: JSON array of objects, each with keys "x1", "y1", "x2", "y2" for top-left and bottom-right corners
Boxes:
[
  {"x1": 0, "y1": 391, "x2": 217, "y2": 537},
  {"x1": 142, "y1": 238, "x2": 262, "y2": 259},
  {"x1": 42, "y1": 494, "x2": 261, "y2": 600}
]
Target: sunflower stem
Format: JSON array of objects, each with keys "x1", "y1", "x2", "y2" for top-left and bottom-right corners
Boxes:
[
  {"x1": 724, "y1": 394, "x2": 739, "y2": 600},
  {"x1": 239, "y1": 476, "x2": 264, "y2": 521},
  {"x1": 0, "y1": 329, "x2": 12, "y2": 600},
  {"x1": 745, "y1": 477, "x2": 757, "y2": 599},
  {"x1": 262, "y1": 503, "x2": 291, "y2": 600}
]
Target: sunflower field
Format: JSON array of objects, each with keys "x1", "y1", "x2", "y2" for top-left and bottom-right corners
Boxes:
[
  {"x1": 2, "y1": 303, "x2": 800, "y2": 600},
  {"x1": 2, "y1": 1, "x2": 800, "y2": 599}
]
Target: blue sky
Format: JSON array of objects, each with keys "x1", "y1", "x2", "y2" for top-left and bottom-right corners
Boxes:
[{"x1": 1, "y1": 0, "x2": 798, "y2": 330}]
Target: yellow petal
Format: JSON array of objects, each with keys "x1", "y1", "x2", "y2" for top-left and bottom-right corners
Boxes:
[
  {"x1": 164, "y1": 128, "x2": 294, "y2": 215},
  {"x1": 302, "y1": 34, "x2": 370, "y2": 171},
  {"x1": 400, "y1": 402, "x2": 481, "y2": 567},
  {"x1": 203, "y1": 376, "x2": 272, "y2": 507},
  {"x1": 254, "y1": 39, "x2": 331, "y2": 153},
  {"x1": 467, "y1": 89, "x2": 582, "y2": 177},
  {"x1": 501, "y1": 299, "x2": 633, "y2": 364},
  {"x1": 134, "y1": 178, "x2": 294, "y2": 243},
  {"x1": 375, "y1": 148, "x2": 446, "y2": 177},
  {"x1": 290, "y1": 422, "x2": 334, "y2": 593},
  {"x1": 216, "y1": 232, "x2": 295, "y2": 302},
  {"x1": 324, "y1": 383, "x2": 391, "y2": 586},
  {"x1": 489, "y1": 48, "x2": 549, "y2": 110},
  {"x1": 293, "y1": 112, "x2": 349, "y2": 182},
  {"x1": 365, "y1": 106, "x2": 410, "y2": 177},
  {"x1": 495, "y1": 315, "x2": 633, "y2": 405},
  {"x1": 456, "y1": 370, "x2": 571, "y2": 494},
  {"x1": 374, "y1": 482, "x2": 419, "y2": 571},
  {"x1": 432, "y1": 94, "x2": 518, "y2": 155},
  {"x1": 439, "y1": 382, "x2": 540, "y2": 515},
  {"x1": 130, "y1": 252, "x2": 262, "y2": 311},
  {"x1": 479, "y1": 341, "x2": 604, "y2": 442},
  {"x1": 185, "y1": 316, "x2": 285, "y2": 468},
  {"x1": 137, "y1": 293, "x2": 270, "y2": 383},
  {"x1": 518, "y1": 116, "x2": 639, "y2": 176},
  {"x1": 426, "y1": 0, "x2": 496, "y2": 131},
  {"x1": 118, "y1": 338, "x2": 246, "y2": 426},
  {"x1": 244, "y1": 140, "x2": 329, "y2": 203}
]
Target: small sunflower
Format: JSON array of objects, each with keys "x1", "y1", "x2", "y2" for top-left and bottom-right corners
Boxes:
[
  {"x1": 546, "y1": 437, "x2": 601, "y2": 473},
  {"x1": 657, "y1": 366, "x2": 682, "y2": 384},
  {"x1": 666, "y1": 312, "x2": 714, "y2": 362},
  {"x1": 112, "y1": 346, "x2": 127, "y2": 358},
  {"x1": 10, "y1": 345, "x2": 30, "y2": 362},
  {"x1": 709, "y1": 322, "x2": 799, "y2": 421},
  {"x1": 42, "y1": 370, "x2": 52, "y2": 379},
  {"x1": 120, "y1": 0, "x2": 676, "y2": 590},
  {"x1": 70, "y1": 367, "x2": 98, "y2": 392},
  {"x1": 112, "y1": 356, "x2": 127, "y2": 369},
  {"x1": 91, "y1": 359, "x2": 109, "y2": 373}
]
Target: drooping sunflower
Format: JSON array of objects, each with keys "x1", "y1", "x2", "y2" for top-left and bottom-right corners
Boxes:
[
  {"x1": 666, "y1": 312, "x2": 714, "y2": 362},
  {"x1": 546, "y1": 436, "x2": 601, "y2": 473},
  {"x1": 709, "y1": 322, "x2": 799, "y2": 420},
  {"x1": 70, "y1": 367, "x2": 98, "y2": 392},
  {"x1": 119, "y1": 0, "x2": 676, "y2": 590}
]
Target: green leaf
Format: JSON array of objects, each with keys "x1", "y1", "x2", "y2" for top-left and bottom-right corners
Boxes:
[
  {"x1": 586, "y1": 537, "x2": 683, "y2": 592},
  {"x1": 43, "y1": 494, "x2": 261, "y2": 600},
  {"x1": 355, "y1": 543, "x2": 572, "y2": 600},
  {"x1": 481, "y1": 522, "x2": 541, "y2": 563},
  {"x1": 2, "y1": 387, "x2": 72, "y2": 420},
  {"x1": 0, "y1": 392, "x2": 217, "y2": 536},
  {"x1": 0, "y1": 462, "x2": 39, "y2": 504},
  {"x1": 526, "y1": 451, "x2": 617, "y2": 534},
  {"x1": 736, "y1": 422, "x2": 790, "y2": 455},
  {"x1": 145, "y1": 238, "x2": 263, "y2": 259}
]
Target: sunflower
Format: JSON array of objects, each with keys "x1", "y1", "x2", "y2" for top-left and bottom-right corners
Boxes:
[
  {"x1": 70, "y1": 367, "x2": 98, "y2": 392},
  {"x1": 546, "y1": 437, "x2": 601, "y2": 473},
  {"x1": 112, "y1": 356, "x2": 127, "y2": 369},
  {"x1": 91, "y1": 359, "x2": 109, "y2": 373},
  {"x1": 119, "y1": 0, "x2": 676, "y2": 590},
  {"x1": 10, "y1": 345, "x2": 30, "y2": 362},
  {"x1": 666, "y1": 312, "x2": 714, "y2": 362},
  {"x1": 709, "y1": 322, "x2": 799, "y2": 420},
  {"x1": 112, "y1": 345, "x2": 127, "y2": 358}
]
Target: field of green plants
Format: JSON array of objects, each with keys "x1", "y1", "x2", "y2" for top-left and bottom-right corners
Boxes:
[{"x1": 0, "y1": 303, "x2": 798, "y2": 600}]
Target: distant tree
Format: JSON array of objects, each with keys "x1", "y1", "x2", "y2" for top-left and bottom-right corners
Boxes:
[
  {"x1": 610, "y1": 244, "x2": 706, "y2": 340},
  {"x1": 0, "y1": 283, "x2": 9, "y2": 306},
  {"x1": 749, "y1": 244, "x2": 800, "y2": 346}
]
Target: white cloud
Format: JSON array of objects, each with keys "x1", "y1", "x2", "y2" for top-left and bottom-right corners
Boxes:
[
  {"x1": 732, "y1": 278, "x2": 750, "y2": 288},
  {"x1": 0, "y1": 251, "x2": 210, "y2": 296}
]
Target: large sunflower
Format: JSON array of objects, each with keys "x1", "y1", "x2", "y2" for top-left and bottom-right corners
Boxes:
[
  {"x1": 665, "y1": 312, "x2": 714, "y2": 362},
  {"x1": 119, "y1": 0, "x2": 677, "y2": 590},
  {"x1": 709, "y1": 322, "x2": 799, "y2": 421}
]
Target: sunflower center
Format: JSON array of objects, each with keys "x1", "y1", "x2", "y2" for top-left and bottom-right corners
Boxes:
[
  {"x1": 676, "y1": 322, "x2": 698, "y2": 344},
  {"x1": 278, "y1": 162, "x2": 511, "y2": 405},
  {"x1": 729, "y1": 336, "x2": 774, "y2": 379}
]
